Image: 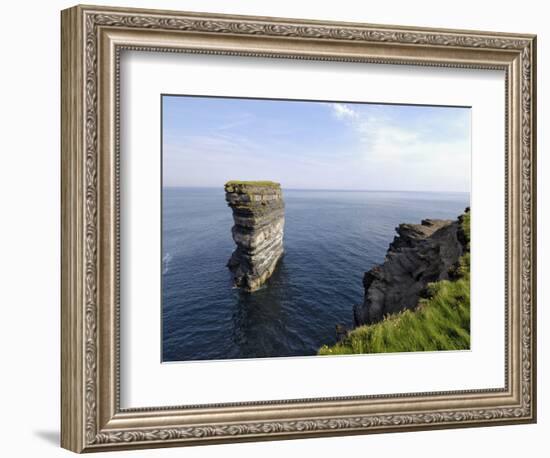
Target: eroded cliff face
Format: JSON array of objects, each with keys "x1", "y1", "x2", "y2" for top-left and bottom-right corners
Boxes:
[
  {"x1": 353, "y1": 212, "x2": 468, "y2": 326},
  {"x1": 225, "y1": 181, "x2": 285, "y2": 292}
]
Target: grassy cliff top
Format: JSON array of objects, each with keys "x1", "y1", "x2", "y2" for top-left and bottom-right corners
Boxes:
[
  {"x1": 225, "y1": 181, "x2": 281, "y2": 193},
  {"x1": 319, "y1": 210, "x2": 471, "y2": 356},
  {"x1": 225, "y1": 180, "x2": 280, "y2": 187}
]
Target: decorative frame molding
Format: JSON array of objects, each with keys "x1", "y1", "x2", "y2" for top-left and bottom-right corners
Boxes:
[{"x1": 61, "y1": 4, "x2": 536, "y2": 453}]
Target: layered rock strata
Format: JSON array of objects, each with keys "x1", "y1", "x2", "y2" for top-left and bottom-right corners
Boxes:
[
  {"x1": 353, "y1": 212, "x2": 468, "y2": 326},
  {"x1": 225, "y1": 181, "x2": 285, "y2": 292}
]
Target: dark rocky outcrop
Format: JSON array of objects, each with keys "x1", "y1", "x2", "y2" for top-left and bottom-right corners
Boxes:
[
  {"x1": 225, "y1": 181, "x2": 285, "y2": 292},
  {"x1": 353, "y1": 212, "x2": 468, "y2": 326}
]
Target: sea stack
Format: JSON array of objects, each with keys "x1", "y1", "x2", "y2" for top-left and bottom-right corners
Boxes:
[
  {"x1": 224, "y1": 181, "x2": 285, "y2": 292},
  {"x1": 353, "y1": 211, "x2": 469, "y2": 326}
]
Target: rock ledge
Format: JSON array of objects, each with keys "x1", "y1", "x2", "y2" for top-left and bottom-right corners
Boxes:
[
  {"x1": 225, "y1": 181, "x2": 285, "y2": 292},
  {"x1": 353, "y1": 212, "x2": 468, "y2": 326}
]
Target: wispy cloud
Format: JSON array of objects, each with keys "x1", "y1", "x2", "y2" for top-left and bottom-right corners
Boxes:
[
  {"x1": 216, "y1": 113, "x2": 255, "y2": 131},
  {"x1": 325, "y1": 102, "x2": 471, "y2": 191},
  {"x1": 331, "y1": 103, "x2": 358, "y2": 120}
]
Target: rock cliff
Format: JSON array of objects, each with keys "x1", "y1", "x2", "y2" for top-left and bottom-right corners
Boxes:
[
  {"x1": 353, "y1": 211, "x2": 469, "y2": 326},
  {"x1": 225, "y1": 181, "x2": 285, "y2": 292}
]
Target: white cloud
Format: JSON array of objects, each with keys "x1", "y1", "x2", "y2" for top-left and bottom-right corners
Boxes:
[
  {"x1": 331, "y1": 103, "x2": 358, "y2": 120},
  {"x1": 325, "y1": 103, "x2": 470, "y2": 191}
]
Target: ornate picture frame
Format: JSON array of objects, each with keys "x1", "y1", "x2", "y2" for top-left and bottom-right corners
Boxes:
[{"x1": 61, "y1": 4, "x2": 536, "y2": 453}]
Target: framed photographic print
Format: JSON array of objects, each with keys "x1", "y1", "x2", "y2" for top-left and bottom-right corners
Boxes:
[{"x1": 61, "y1": 4, "x2": 537, "y2": 453}]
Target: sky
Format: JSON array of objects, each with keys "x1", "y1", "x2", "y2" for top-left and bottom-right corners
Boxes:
[{"x1": 162, "y1": 95, "x2": 471, "y2": 192}]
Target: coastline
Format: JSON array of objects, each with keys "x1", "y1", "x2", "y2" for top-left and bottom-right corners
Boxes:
[{"x1": 320, "y1": 210, "x2": 471, "y2": 355}]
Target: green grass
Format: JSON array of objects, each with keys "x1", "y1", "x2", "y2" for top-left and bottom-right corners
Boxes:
[
  {"x1": 319, "y1": 211, "x2": 470, "y2": 356},
  {"x1": 225, "y1": 180, "x2": 280, "y2": 189},
  {"x1": 460, "y1": 210, "x2": 470, "y2": 245}
]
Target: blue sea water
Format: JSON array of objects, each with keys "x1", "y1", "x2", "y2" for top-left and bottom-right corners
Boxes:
[{"x1": 162, "y1": 188, "x2": 469, "y2": 362}]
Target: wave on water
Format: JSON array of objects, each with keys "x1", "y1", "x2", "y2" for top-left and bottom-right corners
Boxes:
[{"x1": 162, "y1": 252, "x2": 172, "y2": 274}]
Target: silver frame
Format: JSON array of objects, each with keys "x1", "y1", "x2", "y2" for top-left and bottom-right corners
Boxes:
[{"x1": 61, "y1": 4, "x2": 537, "y2": 453}]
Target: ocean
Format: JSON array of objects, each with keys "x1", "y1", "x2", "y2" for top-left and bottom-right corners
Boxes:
[{"x1": 162, "y1": 188, "x2": 469, "y2": 362}]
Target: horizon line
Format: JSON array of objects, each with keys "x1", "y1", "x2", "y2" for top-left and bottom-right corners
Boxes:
[{"x1": 162, "y1": 185, "x2": 470, "y2": 194}]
